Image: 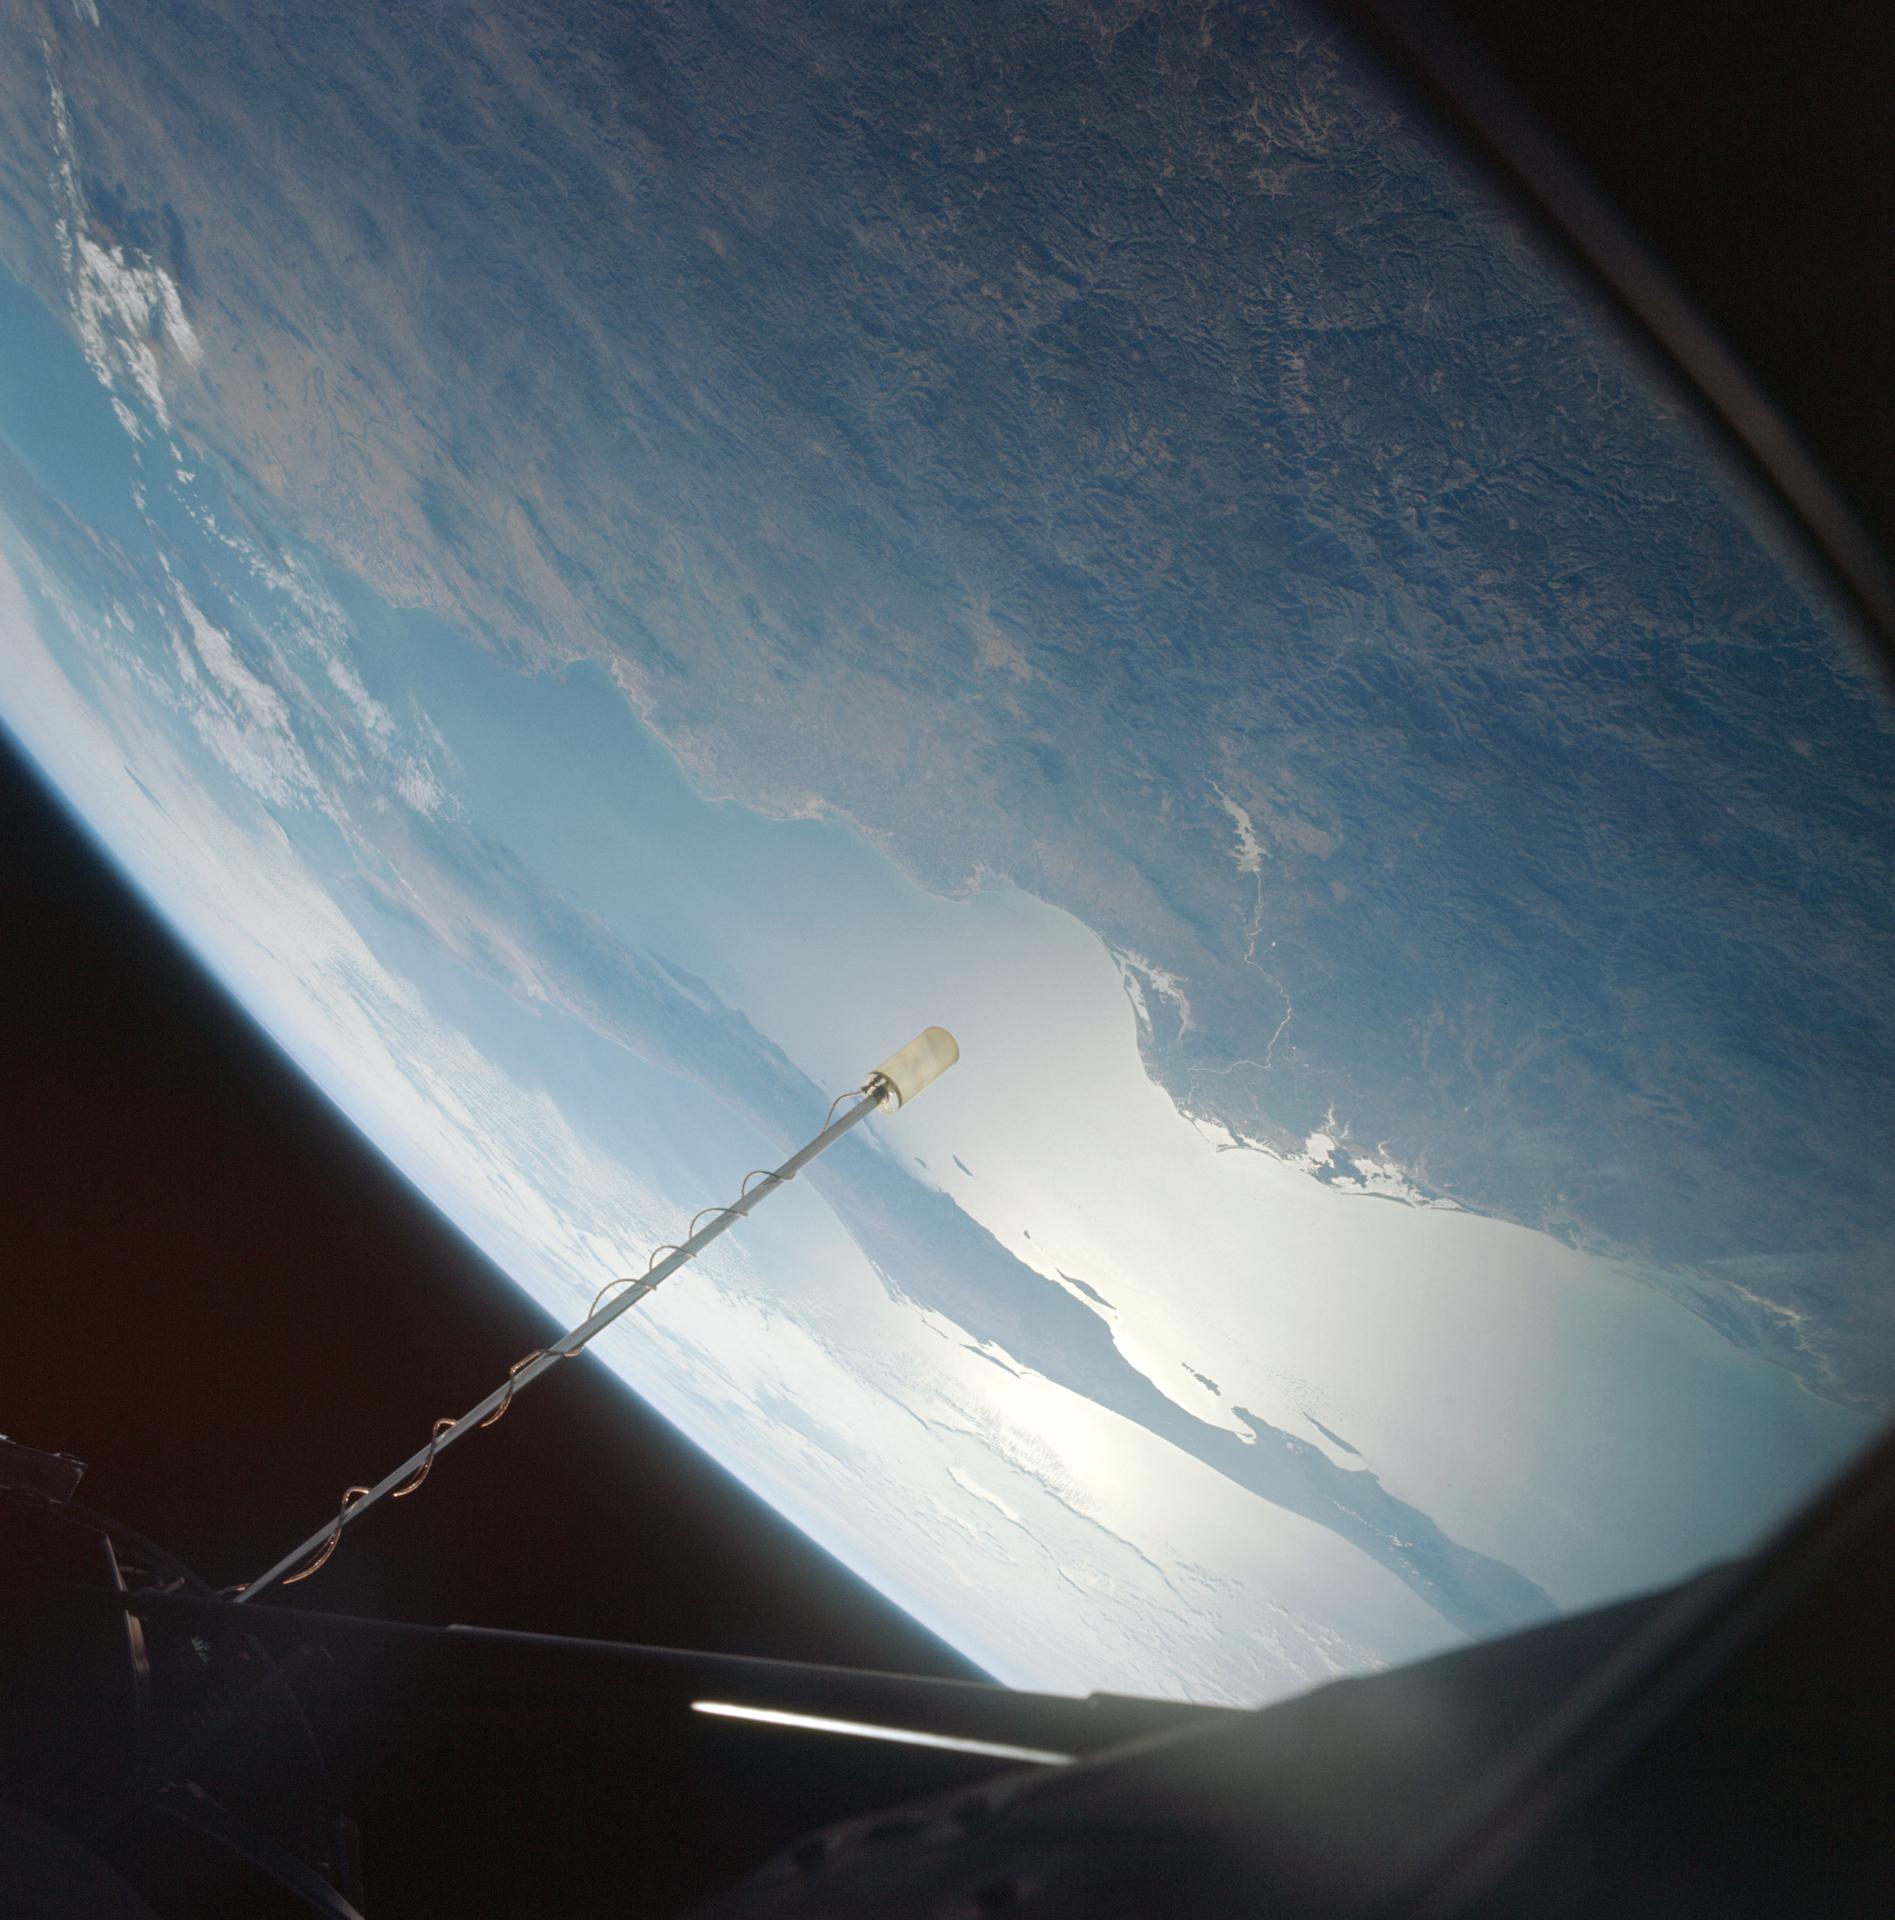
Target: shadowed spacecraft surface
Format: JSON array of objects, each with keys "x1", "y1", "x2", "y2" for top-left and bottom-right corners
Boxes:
[{"x1": 0, "y1": 0, "x2": 1890, "y2": 1912}]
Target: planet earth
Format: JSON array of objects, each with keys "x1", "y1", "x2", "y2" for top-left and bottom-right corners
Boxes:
[{"x1": 0, "y1": 0, "x2": 1890, "y2": 1704}]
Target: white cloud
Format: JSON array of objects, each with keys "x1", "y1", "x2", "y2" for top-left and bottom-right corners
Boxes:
[{"x1": 47, "y1": 72, "x2": 201, "y2": 433}]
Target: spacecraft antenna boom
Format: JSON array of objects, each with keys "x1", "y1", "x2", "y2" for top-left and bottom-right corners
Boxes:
[{"x1": 233, "y1": 1028, "x2": 958, "y2": 1603}]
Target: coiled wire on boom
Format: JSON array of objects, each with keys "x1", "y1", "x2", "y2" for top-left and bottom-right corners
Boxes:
[
  {"x1": 241, "y1": 1083, "x2": 882, "y2": 1597},
  {"x1": 233, "y1": 1028, "x2": 957, "y2": 1602}
]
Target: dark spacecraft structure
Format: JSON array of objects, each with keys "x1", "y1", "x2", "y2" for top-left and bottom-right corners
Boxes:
[{"x1": 5, "y1": 1423, "x2": 1892, "y2": 1917}]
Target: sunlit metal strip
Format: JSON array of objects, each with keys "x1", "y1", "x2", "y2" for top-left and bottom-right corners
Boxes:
[{"x1": 691, "y1": 1699, "x2": 1073, "y2": 1767}]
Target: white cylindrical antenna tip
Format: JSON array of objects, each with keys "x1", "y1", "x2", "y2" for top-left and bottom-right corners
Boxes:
[{"x1": 871, "y1": 1027, "x2": 960, "y2": 1110}]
